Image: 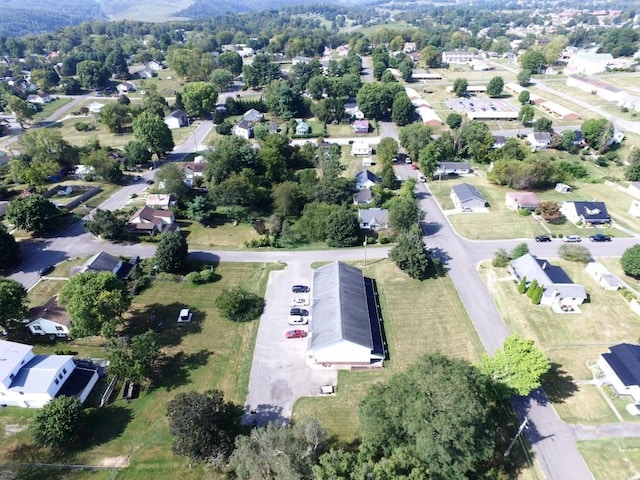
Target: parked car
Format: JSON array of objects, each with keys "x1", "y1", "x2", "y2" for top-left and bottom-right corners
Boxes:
[
  {"x1": 288, "y1": 316, "x2": 308, "y2": 326},
  {"x1": 589, "y1": 233, "x2": 611, "y2": 242},
  {"x1": 563, "y1": 235, "x2": 581, "y2": 243},
  {"x1": 535, "y1": 235, "x2": 552, "y2": 242},
  {"x1": 177, "y1": 308, "x2": 193, "y2": 323},
  {"x1": 291, "y1": 297, "x2": 310, "y2": 307},
  {"x1": 411, "y1": 164, "x2": 419, "y2": 170},
  {"x1": 290, "y1": 307, "x2": 309, "y2": 316},
  {"x1": 286, "y1": 329, "x2": 307, "y2": 339},
  {"x1": 418, "y1": 174, "x2": 426, "y2": 182},
  {"x1": 291, "y1": 285, "x2": 310, "y2": 293},
  {"x1": 38, "y1": 265, "x2": 54, "y2": 276}
]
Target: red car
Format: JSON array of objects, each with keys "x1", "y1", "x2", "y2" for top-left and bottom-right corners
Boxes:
[
  {"x1": 411, "y1": 164, "x2": 419, "y2": 170},
  {"x1": 286, "y1": 329, "x2": 307, "y2": 339}
]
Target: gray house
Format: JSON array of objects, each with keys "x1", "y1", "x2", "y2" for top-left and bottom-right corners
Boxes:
[
  {"x1": 450, "y1": 183, "x2": 486, "y2": 210},
  {"x1": 310, "y1": 262, "x2": 385, "y2": 367},
  {"x1": 358, "y1": 208, "x2": 389, "y2": 230}
]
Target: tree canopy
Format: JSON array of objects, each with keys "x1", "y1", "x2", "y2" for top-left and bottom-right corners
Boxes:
[
  {"x1": 389, "y1": 229, "x2": 433, "y2": 280},
  {"x1": 132, "y1": 111, "x2": 175, "y2": 157},
  {"x1": 6, "y1": 194, "x2": 61, "y2": 235},
  {"x1": 0, "y1": 278, "x2": 29, "y2": 326},
  {"x1": 0, "y1": 226, "x2": 21, "y2": 270},
  {"x1": 31, "y1": 396, "x2": 85, "y2": 449},
  {"x1": 107, "y1": 330, "x2": 160, "y2": 384},
  {"x1": 215, "y1": 286, "x2": 265, "y2": 323},
  {"x1": 154, "y1": 231, "x2": 189, "y2": 273},
  {"x1": 621, "y1": 245, "x2": 640, "y2": 278}
]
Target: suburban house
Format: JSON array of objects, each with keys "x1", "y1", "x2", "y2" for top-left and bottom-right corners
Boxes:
[
  {"x1": 450, "y1": 183, "x2": 486, "y2": 210},
  {"x1": 128, "y1": 207, "x2": 176, "y2": 235},
  {"x1": 598, "y1": 343, "x2": 640, "y2": 402},
  {"x1": 358, "y1": 208, "x2": 389, "y2": 231},
  {"x1": 146, "y1": 194, "x2": 175, "y2": 210},
  {"x1": 164, "y1": 110, "x2": 187, "y2": 129},
  {"x1": 505, "y1": 192, "x2": 542, "y2": 211},
  {"x1": 116, "y1": 81, "x2": 137, "y2": 94},
  {"x1": 87, "y1": 101, "x2": 105, "y2": 115},
  {"x1": 355, "y1": 169, "x2": 381, "y2": 190},
  {"x1": 353, "y1": 119, "x2": 369, "y2": 134},
  {"x1": 295, "y1": 120, "x2": 310, "y2": 136},
  {"x1": 527, "y1": 132, "x2": 552, "y2": 150},
  {"x1": 309, "y1": 262, "x2": 385, "y2": 368},
  {"x1": 344, "y1": 103, "x2": 365, "y2": 120},
  {"x1": 27, "y1": 295, "x2": 70, "y2": 337},
  {"x1": 26, "y1": 94, "x2": 51, "y2": 104},
  {"x1": 511, "y1": 253, "x2": 587, "y2": 308},
  {"x1": 630, "y1": 199, "x2": 640, "y2": 217},
  {"x1": 493, "y1": 136, "x2": 507, "y2": 148},
  {"x1": 81, "y1": 251, "x2": 134, "y2": 280},
  {"x1": 586, "y1": 262, "x2": 623, "y2": 291},
  {"x1": 0, "y1": 339, "x2": 99, "y2": 408},
  {"x1": 628, "y1": 182, "x2": 640, "y2": 200},
  {"x1": 242, "y1": 108, "x2": 263, "y2": 123},
  {"x1": 442, "y1": 50, "x2": 477, "y2": 64},
  {"x1": 560, "y1": 201, "x2": 610, "y2": 225},
  {"x1": 232, "y1": 119, "x2": 253, "y2": 139},
  {"x1": 182, "y1": 162, "x2": 206, "y2": 187},
  {"x1": 353, "y1": 188, "x2": 373, "y2": 205},
  {"x1": 291, "y1": 56, "x2": 312, "y2": 65},
  {"x1": 435, "y1": 161, "x2": 471, "y2": 176},
  {"x1": 351, "y1": 141, "x2": 372, "y2": 156},
  {"x1": 148, "y1": 60, "x2": 164, "y2": 71},
  {"x1": 137, "y1": 68, "x2": 155, "y2": 79},
  {"x1": 403, "y1": 42, "x2": 417, "y2": 53}
]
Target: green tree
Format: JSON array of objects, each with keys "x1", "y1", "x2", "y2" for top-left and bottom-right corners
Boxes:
[
  {"x1": 100, "y1": 103, "x2": 131, "y2": 133},
  {"x1": 105, "y1": 49, "x2": 129, "y2": 78},
  {"x1": 141, "y1": 84, "x2": 169, "y2": 117},
  {"x1": 0, "y1": 278, "x2": 28, "y2": 326},
  {"x1": 216, "y1": 51, "x2": 243, "y2": 75},
  {"x1": 518, "y1": 90, "x2": 531, "y2": 104},
  {"x1": 186, "y1": 196, "x2": 216, "y2": 223},
  {"x1": 458, "y1": 121, "x2": 494, "y2": 163},
  {"x1": 532, "y1": 285, "x2": 543, "y2": 305},
  {"x1": 517, "y1": 276, "x2": 528, "y2": 294},
  {"x1": 31, "y1": 396, "x2": 85, "y2": 449},
  {"x1": 58, "y1": 272, "x2": 131, "y2": 338},
  {"x1": 8, "y1": 95, "x2": 34, "y2": 128},
  {"x1": 242, "y1": 54, "x2": 281, "y2": 88},
  {"x1": 30, "y1": 68, "x2": 60, "y2": 91},
  {"x1": 511, "y1": 243, "x2": 529, "y2": 259},
  {"x1": 232, "y1": 419, "x2": 328, "y2": 479},
  {"x1": 272, "y1": 181, "x2": 304, "y2": 218},
  {"x1": 519, "y1": 49, "x2": 546, "y2": 74},
  {"x1": 76, "y1": 60, "x2": 110, "y2": 88},
  {"x1": 388, "y1": 195, "x2": 422, "y2": 233},
  {"x1": 376, "y1": 137, "x2": 399, "y2": 167},
  {"x1": 154, "y1": 163, "x2": 190, "y2": 200},
  {"x1": 204, "y1": 135, "x2": 259, "y2": 185},
  {"x1": 621, "y1": 245, "x2": 640, "y2": 277},
  {"x1": 519, "y1": 104, "x2": 534, "y2": 125},
  {"x1": 84, "y1": 209, "x2": 128, "y2": 241},
  {"x1": 209, "y1": 69, "x2": 235, "y2": 92},
  {"x1": 389, "y1": 229, "x2": 432, "y2": 280},
  {"x1": 398, "y1": 123, "x2": 433, "y2": 160},
  {"x1": 83, "y1": 149, "x2": 123, "y2": 183},
  {"x1": 19, "y1": 128, "x2": 77, "y2": 170},
  {"x1": 486, "y1": 76, "x2": 504, "y2": 97},
  {"x1": 123, "y1": 140, "x2": 152, "y2": 169},
  {"x1": 420, "y1": 45, "x2": 442, "y2": 68},
  {"x1": 107, "y1": 330, "x2": 160, "y2": 383},
  {"x1": 297, "y1": 202, "x2": 339, "y2": 242},
  {"x1": 526, "y1": 279, "x2": 539, "y2": 298},
  {"x1": 0, "y1": 226, "x2": 21, "y2": 270},
  {"x1": 534, "y1": 117, "x2": 553, "y2": 132},
  {"x1": 581, "y1": 118, "x2": 613, "y2": 152},
  {"x1": 325, "y1": 206, "x2": 359, "y2": 247},
  {"x1": 166, "y1": 390, "x2": 242, "y2": 461},
  {"x1": 359, "y1": 354, "x2": 495, "y2": 479},
  {"x1": 132, "y1": 111, "x2": 174, "y2": 157},
  {"x1": 391, "y1": 92, "x2": 414, "y2": 126},
  {"x1": 626, "y1": 150, "x2": 640, "y2": 181},
  {"x1": 446, "y1": 112, "x2": 463, "y2": 129},
  {"x1": 6, "y1": 194, "x2": 60, "y2": 235},
  {"x1": 453, "y1": 77, "x2": 468, "y2": 97},
  {"x1": 181, "y1": 82, "x2": 218, "y2": 118},
  {"x1": 264, "y1": 80, "x2": 302, "y2": 120},
  {"x1": 517, "y1": 69, "x2": 532, "y2": 87},
  {"x1": 154, "y1": 231, "x2": 188, "y2": 273},
  {"x1": 215, "y1": 286, "x2": 265, "y2": 323},
  {"x1": 478, "y1": 334, "x2": 551, "y2": 398}
]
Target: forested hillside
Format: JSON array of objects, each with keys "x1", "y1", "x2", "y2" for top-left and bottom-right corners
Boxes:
[
  {"x1": 175, "y1": 0, "x2": 378, "y2": 18},
  {"x1": 0, "y1": 0, "x2": 105, "y2": 37}
]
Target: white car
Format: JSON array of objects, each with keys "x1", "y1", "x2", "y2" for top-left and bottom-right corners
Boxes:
[
  {"x1": 291, "y1": 297, "x2": 310, "y2": 307},
  {"x1": 288, "y1": 315, "x2": 309, "y2": 326},
  {"x1": 418, "y1": 174, "x2": 426, "y2": 182},
  {"x1": 563, "y1": 235, "x2": 581, "y2": 243},
  {"x1": 177, "y1": 308, "x2": 193, "y2": 323}
]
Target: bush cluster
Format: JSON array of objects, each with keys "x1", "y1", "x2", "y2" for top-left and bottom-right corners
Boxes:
[{"x1": 185, "y1": 269, "x2": 217, "y2": 284}]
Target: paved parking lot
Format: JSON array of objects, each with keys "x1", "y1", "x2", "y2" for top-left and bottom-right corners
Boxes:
[
  {"x1": 445, "y1": 96, "x2": 516, "y2": 114},
  {"x1": 244, "y1": 261, "x2": 336, "y2": 426}
]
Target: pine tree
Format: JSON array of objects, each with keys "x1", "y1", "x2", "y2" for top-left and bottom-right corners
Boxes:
[
  {"x1": 532, "y1": 285, "x2": 544, "y2": 305},
  {"x1": 517, "y1": 276, "x2": 528, "y2": 294},
  {"x1": 526, "y1": 279, "x2": 538, "y2": 298}
]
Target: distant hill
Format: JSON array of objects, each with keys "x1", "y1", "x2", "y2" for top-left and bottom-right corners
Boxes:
[{"x1": 175, "y1": 0, "x2": 375, "y2": 18}]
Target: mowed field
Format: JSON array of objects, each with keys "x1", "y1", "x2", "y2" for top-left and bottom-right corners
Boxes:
[
  {"x1": 1, "y1": 262, "x2": 280, "y2": 480},
  {"x1": 294, "y1": 259, "x2": 485, "y2": 442}
]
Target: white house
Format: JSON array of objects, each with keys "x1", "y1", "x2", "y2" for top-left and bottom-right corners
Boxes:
[
  {"x1": 586, "y1": 262, "x2": 623, "y2": 291},
  {"x1": 560, "y1": 201, "x2": 610, "y2": 225},
  {"x1": 527, "y1": 132, "x2": 552, "y2": 150},
  {"x1": 442, "y1": 51, "x2": 477, "y2": 64},
  {"x1": 137, "y1": 68, "x2": 155, "y2": 79},
  {"x1": 450, "y1": 183, "x2": 486, "y2": 210},
  {"x1": 0, "y1": 340, "x2": 99, "y2": 408},
  {"x1": 599, "y1": 343, "x2": 640, "y2": 402},
  {"x1": 242, "y1": 109, "x2": 263, "y2": 123},
  {"x1": 27, "y1": 295, "x2": 70, "y2": 337},
  {"x1": 351, "y1": 141, "x2": 372, "y2": 156},
  {"x1": 164, "y1": 110, "x2": 187, "y2": 130},
  {"x1": 148, "y1": 61, "x2": 164, "y2": 71},
  {"x1": 344, "y1": 103, "x2": 365, "y2": 120},
  {"x1": 309, "y1": 262, "x2": 385, "y2": 368},
  {"x1": 355, "y1": 169, "x2": 380, "y2": 190},
  {"x1": 628, "y1": 182, "x2": 640, "y2": 200},
  {"x1": 630, "y1": 199, "x2": 640, "y2": 217},
  {"x1": 358, "y1": 208, "x2": 389, "y2": 230},
  {"x1": 128, "y1": 206, "x2": 176, "y2": 235},
  {"x1": 511, "y1": 253, "x2": 587, "y2": 308},
  {"x1": 435, "y1": 161, "x2": 471, "y2": 176},
  {"x1": 566, "y1": 52, "x2": 613, "y2": 75},
  {"x1": 232, "y1": 119, "x2": 253, "y2": 140},
  {"x1": 116, "y1": 82, "x2": 137, "y2": 94},
  {"x1": 182, "y1": 162, "x2": 206, "y2": 187},
  {"x1": 26, "y1": 94, "x2": 51, "y2": 104},
  {"x1": 146, "y1": 194, "x2": 175, "y2": 210}
]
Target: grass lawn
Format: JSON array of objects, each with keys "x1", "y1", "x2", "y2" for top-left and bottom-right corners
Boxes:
[
  {"x1": 50, "y1": 116, "x2": 133, "y2": 149},
  {"x1": 578, "y1": 438, "x2": 640, "y2": 480},
  {"x1": 0, "y1": 262, "x2": 279, "y2": 480},
  {"x1": 69, "y1": 183, "x2": 121, "y2": 213},
  {"x1": 602, "y1": 385, "x2": 640, "y2": 423},
  {"x1": 552, "y1": 384, "x2": 619, "y2": 424},
  {"x1": 294, "y1": 258, "x2": 485, "y2": 443},
  {"x1": 481, "y1": 260, "x2": 640, "y2": 418},
  {"x1": 179, "y1": 218, "x2": 262, "y2": 249},
  {"x1": 33, "y1": 98, "x2": 72, "y2": 121}
]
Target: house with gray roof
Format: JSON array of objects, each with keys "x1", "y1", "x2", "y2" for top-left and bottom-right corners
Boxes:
[
  {"x1": 242, "y1": 108, "x2": 263, "y2": 123},
  {"x1": 355, "y1": 169, "x2": 380, "y2": 190},
  {"x1": 435, "y1": 161, "x2": 471, "y2": 176},
  {"x1": 598, "y1": 343, "x2": 640, "y2": 402},
  {"x1": 358, "y1": 208, "x2": 389, "y2": 231},
  {"x1": 511, "y1": 253, "x2": 587, "y2": 308},
  {"x1": 232, "y1": 119, "x2": 253, "y2": 139},
  {"x1": 81, "y1": 251, "x2": 134, "y2": 279},
  {"x1": 353, "y1": 188, "x2": 373, "y2": 205},
  {"x1": 310, "y1": 262, "x2": 385, "y2": 367},
  {"x1": 450, "y1": 183, "x2": 486, "y2": 210}
]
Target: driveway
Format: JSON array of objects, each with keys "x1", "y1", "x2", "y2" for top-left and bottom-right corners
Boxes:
[{"x1": 244, "y1": 262, "x2": 336, "y2": 426}]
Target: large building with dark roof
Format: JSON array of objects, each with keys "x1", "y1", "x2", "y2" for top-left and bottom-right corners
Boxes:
[
  {"x1": 310, "y1": 262, "x2": 385, "y2": 368},
  {"x1": 599, "y1": 343, "x2": 640, "y2": 402}
]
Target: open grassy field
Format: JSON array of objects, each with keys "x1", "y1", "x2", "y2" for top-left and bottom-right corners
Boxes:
[
  {"x1": 50, "y1": 116, "x2": 132, "y2": 149},
  {"x1": 0, "y1": 262, "x2": 279, "y2": 480},
  {"x1": 178, "y1": 218, "x2": 262, "y2": 249},
  {"x1": 552, "y1": 384, "x2": 619, "y2": 424},
  {"x1": 294, "y1": 258, "x2": 485, "y2": 442},
  {"x1": 578, "y1": 438, "x2": 640, "y2": 480},
  {"x1": 33, "y1": 98, "x2": 72, "y2": 121}
]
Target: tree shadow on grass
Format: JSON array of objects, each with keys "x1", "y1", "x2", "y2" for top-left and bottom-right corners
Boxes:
[
  {"x1": 83, "y1": 405, "x2": 133, "y2": 448},
  {"x1": 124, "y1": 302, "x2": 204, "y2": 347},
  {"x1": 542, "y1": 362, "x2": 579, "y2": 404},
  {"x1": 150, "y1": 349, "x2": 213, "y2": 391}
]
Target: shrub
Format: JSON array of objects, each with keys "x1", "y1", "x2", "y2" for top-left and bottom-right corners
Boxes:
[
  {"x1": 199, "y1": 269, "x2": 217, "y2": 283},
  {"x1": 527, "y1": 279, "x2": 539, "y2": 298},
  {"x1": 379, "y1": 234, "x2": 396, "y2": 244},
  {"x1": 621, "y1": 245, "x2": 640, "y2": 278},
  {"x1": 510, "y1": 243, "x2": 529, "y2": 259},
  {"x1": 558, "y1": 244, "x2": 591, "y2": 263},
  {"x1": 532, "y1": 285, "x2": 543, "y2": 305},
  {"x1": 215, "y1": 286, "x2": 264, "y2": 323},
  {"x1": 185, "y1": 271, "x2": 205, "y2": 284},
  {"x1": 492, "y1": 249, "x2": 511, "y2": 268},
  {"x1": 517, "y1": 276, "x2": 528, "y2": 294},
  {"x1": 517, "y1": 208, "x2": 531, "y2": 217},
  {"x1": 245, "y1": 237, "x2": 272, "y2": 248}
]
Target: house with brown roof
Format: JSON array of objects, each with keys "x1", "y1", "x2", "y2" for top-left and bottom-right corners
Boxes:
[
  {"x1": 505, "y1": 192, "x2": 542, "y2": 211},
  {"x1": 182, "y1": 162, "x2": 206, "y2": 186},
  {"x1": 128, "y1": 206, "x2": 176, "y2": 235},
  {"x1": 146, "y1": 194, "x2": 175, "y2": 210},
  {"x1": 27, "y1": 295, "x2": 70, "y2": 337}
]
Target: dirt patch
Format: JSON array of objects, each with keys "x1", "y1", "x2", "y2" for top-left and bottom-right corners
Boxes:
[
  {"x1": 3, "y1": 424, "x2": 28, "y2": 436},
  {"x1": 99, "y1": 456, "x2": 130, "y2": 468}
]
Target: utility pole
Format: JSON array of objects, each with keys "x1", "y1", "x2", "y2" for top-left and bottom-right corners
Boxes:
[
  {"x1": 363, "y1": 238, "x2": 367, "y2": 267},
  {"x1": 504, "y1": 417, "x2": 528, "y2": 457}
]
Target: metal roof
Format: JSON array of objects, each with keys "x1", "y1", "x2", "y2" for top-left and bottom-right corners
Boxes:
[
  {"x1": 0, "y1": 340, "x2": 32, "y2": 384},
  {"x1": 602, "y1": 343, "x2": 640, "y2": 387}
]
